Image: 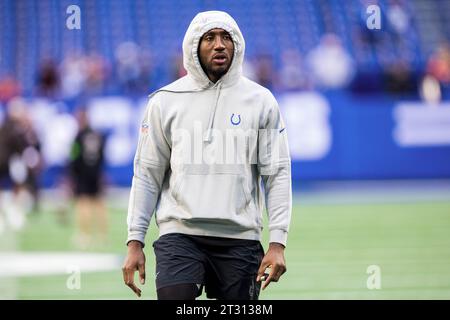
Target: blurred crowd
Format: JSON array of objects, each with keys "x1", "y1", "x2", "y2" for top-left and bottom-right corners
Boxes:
[{"x1": 1, "y1": 39, "x2": 449, "y2": 106}]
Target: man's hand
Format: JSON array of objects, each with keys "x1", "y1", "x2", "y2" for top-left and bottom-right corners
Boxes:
[
  {"x1": 122, "y1": 240, "x2": 146, "y2": 297},
  {"x1": 256, "y1": 242, "x2": 287, "y2": 290}
]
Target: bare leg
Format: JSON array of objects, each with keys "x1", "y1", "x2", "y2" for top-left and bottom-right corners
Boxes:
[
  {"x1": 75, "y1": 196, "x2": 92, "y2": 248},
  {"x1": 92, "y1": 196, "x2": 108, "y2": 245}
]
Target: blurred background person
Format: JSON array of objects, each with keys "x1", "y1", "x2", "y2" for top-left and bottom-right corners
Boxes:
[
  {"x1": 115, "y1": 42, "x2": 153, "y2": 96},
  {"x1": 254, "y1": 54, "x2": 276, "y2": 91},
  {"x1": 383, "y1": 57, "x2": 417, "y2": 94},
  {"x1": 0, "y1": 97, "x2": 42, "y2": 232},
  {"x1": 278, "y1": 49, "x2": 310, "y2": 91},
  {"x1": 426, "y1": 43, "x2": 450, "y2": 88},
  {"x1": 35, "y1": 58, "x2": 61, "y2": 99},
  {"x1": 59, "y1": 53, "x2": 87, "y2": 100},
  {"x1": 0, "y1": 75, "x2": 22, "y2": 104},
  {"x1": 386, "y1": 0, "x2": 410, "y2": 38},
  {"x1": 306, "y1": 33, "x2": 355, "y2": 90},
  {"x1": 69, "y1": 108, "x2": 108, "y2": 249}
]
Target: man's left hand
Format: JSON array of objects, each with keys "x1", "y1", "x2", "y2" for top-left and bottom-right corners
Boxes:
[{"x1": 256, "y1": 242, "x2": 287, "y2": 290}]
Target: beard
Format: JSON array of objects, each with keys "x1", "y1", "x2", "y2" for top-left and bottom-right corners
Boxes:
[{"x1": 199, "y1": 58, "x2": 233, "y2": 82}]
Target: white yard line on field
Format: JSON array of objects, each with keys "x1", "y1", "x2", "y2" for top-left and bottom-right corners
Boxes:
[{"x1": 0, "y1": 252, "x2": 123, "y2": 278}]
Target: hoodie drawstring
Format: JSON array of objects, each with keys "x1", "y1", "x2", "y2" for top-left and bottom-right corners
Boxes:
[{"x1": 204, "y1": 81, "x2": 222, "y2": 142}]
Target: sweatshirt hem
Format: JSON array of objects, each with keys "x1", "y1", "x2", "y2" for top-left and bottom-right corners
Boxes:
[{"x1": 158, "y1": 219, "x2": 262, "y2": 242}]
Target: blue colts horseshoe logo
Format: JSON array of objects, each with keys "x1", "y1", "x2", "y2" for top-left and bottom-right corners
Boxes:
[{"x1": 230, "y1": 113, "x2": 241, "y2": 125}]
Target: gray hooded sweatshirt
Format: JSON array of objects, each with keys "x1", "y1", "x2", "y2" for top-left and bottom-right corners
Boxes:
[{"x1": 126, "y1": 11, "x2": 292, "y2": 247}]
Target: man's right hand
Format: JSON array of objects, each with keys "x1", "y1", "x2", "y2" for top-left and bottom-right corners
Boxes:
[{"x1": 122, "y1": 240, "x2": 146, "y2": 297}]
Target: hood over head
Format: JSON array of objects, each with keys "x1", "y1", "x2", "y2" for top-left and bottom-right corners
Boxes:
[
  {"x1": 182, "y1": 10, "x2": 245, "y2": 88},
  {"x1": 149, "y1": 11, "x2": 246, "y2": 143}
]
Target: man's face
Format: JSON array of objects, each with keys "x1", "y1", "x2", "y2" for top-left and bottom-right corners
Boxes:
[{"x1": 198, "y1": 28, "x2": 234, "y2": 83}]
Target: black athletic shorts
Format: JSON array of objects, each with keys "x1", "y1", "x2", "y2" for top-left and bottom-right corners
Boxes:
[
  {"x1": 152, "y1": 233, "x2": 265, "y2": 300},
  {"x1": 74, "y1": 176, "x2": 101, "y2": 196}
]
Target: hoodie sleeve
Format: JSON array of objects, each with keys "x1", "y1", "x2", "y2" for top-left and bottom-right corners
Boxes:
[
  {"x1": 126, "y1": 94, "x2": 170, "y2": 247},
  {"x1": 258, "y1": 93, "x2": 292, "y2": 247}
]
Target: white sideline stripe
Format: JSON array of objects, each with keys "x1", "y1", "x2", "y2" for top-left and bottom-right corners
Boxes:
[{"x1": 0, "y1": 252, "x2": 123, "y2": 277}]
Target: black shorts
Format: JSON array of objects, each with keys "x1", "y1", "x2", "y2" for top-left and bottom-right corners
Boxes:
[
  {"x1": 74, "y1": 177, "x2": 101, "y2": 196},
  {"x1": 152, "y1": 233, "x2": 265, "y2": 300}
]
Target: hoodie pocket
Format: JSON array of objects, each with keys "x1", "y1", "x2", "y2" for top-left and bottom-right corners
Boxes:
[{"x1": 171, "y1": 168, "x2": 254, "y2": 226}]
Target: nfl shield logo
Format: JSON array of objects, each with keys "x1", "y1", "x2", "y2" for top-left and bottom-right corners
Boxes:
[{"x1": 141, "y1": 123, "x2": 149, "y2": 134}]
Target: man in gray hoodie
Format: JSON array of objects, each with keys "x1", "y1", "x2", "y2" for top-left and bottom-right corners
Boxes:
[{"x1": 122, "y1": 11, "x2": 292, "y2": 300}]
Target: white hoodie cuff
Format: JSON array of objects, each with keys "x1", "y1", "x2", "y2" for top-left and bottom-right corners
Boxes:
[
  {"x1": 126, "y1": 232, "x2": 146, "y2": 248},
  {"x1": 269, "y1": 229, "x2": 288, "y2": 247}
]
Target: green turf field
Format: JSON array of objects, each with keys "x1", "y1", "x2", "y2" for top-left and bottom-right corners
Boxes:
[{"x1": 1, "y1": 196, "x2": 450, "y2": 299}]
